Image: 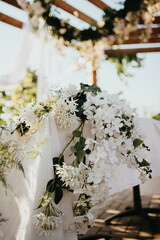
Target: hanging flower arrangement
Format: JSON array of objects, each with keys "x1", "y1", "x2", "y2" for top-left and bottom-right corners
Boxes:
[
  {"x1": 31, "y1": 83, "x2": 151, "y2": 235},
  {"x1": 1, "y1": 83, "x2": 151, "y2": 235},
  {"x1": 0, "y1": 83, "x2": 152, "y2": 234}
]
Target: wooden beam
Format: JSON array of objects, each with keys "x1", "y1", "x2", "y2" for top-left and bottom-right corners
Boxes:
[
  {"x1": 1, "y1": 0, "x2": 21, "y2": 9},
  {"x1": 2, "y1": 0, "x2": 160, "y2": 26},
  {"x1": 106, "y1": 47, "x2": 160, "y2": 55},
  {"x1": 0, "y1": 13, "x2": 23, "y2": 29},
  {"x1": 53, "y1": 0, "x2": 97, "y2": 25},
  {"x1": 87, "y1": 0, "x2": 111, "y2": 11}
]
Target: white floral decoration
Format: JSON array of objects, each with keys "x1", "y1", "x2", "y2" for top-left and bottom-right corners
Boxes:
[{"x1": 0, "y1": 83, "x2": 151, "y2": 236}]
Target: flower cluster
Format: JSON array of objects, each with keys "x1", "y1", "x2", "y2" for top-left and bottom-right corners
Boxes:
[
  {"x1": 76, "y1": 40, "x2": 107, "y2": 72},
  {"x1": 83, "y1": 91, "x2": 150, "y2": 179},
  {"x1": 50, "y1": 88, "x2": 79, "y2": 128},
  {"x1": 35, "y1": 83, "x2": 151, "y2": 235},
  {"x1": 33, "y1": 205, "x2": 64, "y2": 236},
  {"x1": 56, "y1": 162, "x2": 89, "y2": 194}
]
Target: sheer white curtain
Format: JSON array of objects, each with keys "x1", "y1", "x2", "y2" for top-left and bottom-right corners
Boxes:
[
  {"x1": 0, "y1": 23, "x2": 34, "y2": 89},
  {"x1": 0, "y1": 23, "x2": 54, "y2": 101}
]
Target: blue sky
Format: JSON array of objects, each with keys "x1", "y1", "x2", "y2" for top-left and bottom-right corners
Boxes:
[{"x1": 0, "y1": 1, "x2": 160, "y2": 117}]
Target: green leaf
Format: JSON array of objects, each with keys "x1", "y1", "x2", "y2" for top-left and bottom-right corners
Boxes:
[
  {"x1": 14, "y1": 122, "x2": 30, "y2": 136},
  {"x1": 59, "y1": 155, "x2": 64, "y2": 166},
  {"x1": 86, "y1": 149, "x2": 91, "y2": 155},
  {"x1": 80, "y1": 83, "x2": 101, "y2": 93},
  {"x1": 79, "y1": 137, "x2": 86, "y2": 148},
  {"x1": 133, "y1": 139, "x2": 143, "y2": 148},
  {"x1": 52, "y1": 157, "x2": 59, "y2": 165},
  {"x1": 76, "y1": 107, "x2": 87, "y2": 122},
  {"x1": 139, "y1": 159, "x2": 150, "y2": 167},
  {"x1": 72, "y1": 158, "x2": 79, "y2": 167},
  {"x1": 52, "y1": 157, "x2": 59, "y2": 173},
  {"x1": 70, "y1": 146, "x2": 77, "y2": 153},
  {"x1": 72, "y1": 130, "x2": 82, "y2": 137},
  {"x1": 54, "y1": 187, "x2": 63, "y2": 205},
  {"x1": 46, "y1": 177, "x2": 57, "y2": 193},
  {"x1": 77, "y1": 150, "x2": 86, "y2": 162}
]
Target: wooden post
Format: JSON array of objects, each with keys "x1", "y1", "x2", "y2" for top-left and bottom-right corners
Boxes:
[
  {"x1": 92, "y1": 70, "x2": 97, "y2": 85},
  {"x1": 92, "y1": 56, "x2": 97, "y2": 85}
]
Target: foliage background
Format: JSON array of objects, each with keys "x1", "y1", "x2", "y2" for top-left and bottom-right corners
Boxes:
[{"x1": 0, "y1": 70, "x2": 37, "y2": 124}]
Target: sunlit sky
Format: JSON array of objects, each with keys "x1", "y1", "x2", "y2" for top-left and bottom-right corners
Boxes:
[{"x1": 0, "y1": 0, "x2": 160, "y2": 117}]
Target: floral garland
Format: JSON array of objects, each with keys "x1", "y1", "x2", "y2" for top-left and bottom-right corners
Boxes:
[
  {"x1": 17, "y1": 0, "x2": 160, "y2": 44},
  {"x1": 0, "y1": 83, "x2": 152, "y2": 235},
  {"x1": 17, "y1": 0, "x2": 160, "y2": 71}
]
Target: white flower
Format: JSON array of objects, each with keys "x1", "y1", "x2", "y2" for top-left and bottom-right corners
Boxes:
[
  {"x1": 28, "y1": 1, "x2": 46, "y2": 16},
  {"x1": 33, "y1": 211, "x2": 63, "y2": 236},
  {"x1": 51, "y1": 93, "x2": 79, "y2": 128},
  {"x1": 17, "y1": 0, "x2": 28, "y2": 10},
  {"x1": 18, "y1": 102, "x2": 41, "y2": 132},
  {"x1": 29, "y1": 16, "x2": 39, "y2": 28},
  {"x1": 73, "y1": 216, "x2": 89, "y2": 234},
  {"x1": 84, "y1": 138, "x2": 99, "y2": 150},
  {"x1": 65, "y1": 84, "x2": 79, "y2": 96},
  {"x1": 138, "y1": 172, "x2": 147, "y2": 184},
  {"x1": 56, "y1": 162, "x2": 89, "y2": 192},
  {"x1": 59, "y1": 28, "x2": 67, "y2": 34}
]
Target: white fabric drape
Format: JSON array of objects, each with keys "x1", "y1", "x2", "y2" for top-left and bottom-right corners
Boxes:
[
  {"x1": 0, "y1": 23, "x2": 34, "y2": 89},
  {"x1": 0, "y1": 118, "x2": 160, "y2": 240},
  {"x1": 0, "y1": 23, "x2": 54, "y2": 101}
]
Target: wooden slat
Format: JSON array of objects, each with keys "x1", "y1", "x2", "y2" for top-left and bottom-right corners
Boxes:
[
  {"x1": 106, "y1": 47, "x2": 160, "y2": 55},
  {"x1": 139, "y1": 16, "x2": 160, "y2": 25},
  {"x1": 0, "y1": 12, "x2": 23, "y2": 29},
  {"x1": 53, "y1": 0, "x2": 97, "y2": 24},
  {"x1": 153, "y1": 16, "x2": 160, "y2": 24},
  {"x1": 87, "y1": 0, "x2": 111, "y2": 11},
  {"x1": 130, "y1": 27, "x2": 160, "y2": 37},
  {"x1": 124, "y1": 37, "x2": 160, "y2": 44}
]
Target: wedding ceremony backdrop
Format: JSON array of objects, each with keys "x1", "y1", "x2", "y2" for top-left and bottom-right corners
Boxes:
[
  {"x1": 1, "y1": 0, "x2": 160, "y2": 115},
  {"x1": 0, "y1": 1, "x2": 160, "y2": 240}
]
